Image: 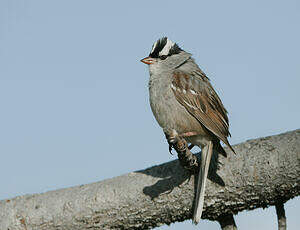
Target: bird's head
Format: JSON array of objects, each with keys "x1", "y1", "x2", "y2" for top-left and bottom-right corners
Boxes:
[{"x1": 141, "y1": 37, "x2": 190, "y2": 68}]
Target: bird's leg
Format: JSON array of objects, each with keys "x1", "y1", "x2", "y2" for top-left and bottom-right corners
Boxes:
[
  {"x1": 164, "y1": 129, "x2": 199, "y2": 172},
  {"x1": 180, "y1": 132, "x2": 197, "y2": 151},
  {"x1": 164, "y1": 129, "x2": 180, "y2": 155},
  {"x1": 180, "y1": 131, "x2": 198, "y2": 138}
]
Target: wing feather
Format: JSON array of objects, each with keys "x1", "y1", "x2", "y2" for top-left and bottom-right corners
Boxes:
[{"x1": 172, "y1": 70, "x2": 235, "y2": 153}]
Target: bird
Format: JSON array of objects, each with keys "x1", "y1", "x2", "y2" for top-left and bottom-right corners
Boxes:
[{"x1": 141, "y1": 37, "x2": 235, "y2": 224}]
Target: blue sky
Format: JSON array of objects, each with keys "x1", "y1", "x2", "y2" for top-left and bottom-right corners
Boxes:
[{"x1": 0, "y1": 1, "x2": 299, "y2": 229}]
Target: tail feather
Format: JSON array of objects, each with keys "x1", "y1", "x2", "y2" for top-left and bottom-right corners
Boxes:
[
  {"x1": 192, "y1": 141, "x2": 213, "y2": 224},
  {"x1": 214, "y1": 140, "x2": 227, "y2": 158},
  {"x1": 223, "y1": 139, "x2": 236, "y2": 154}
]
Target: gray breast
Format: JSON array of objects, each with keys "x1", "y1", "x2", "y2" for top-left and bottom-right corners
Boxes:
[{"x1": 148, "y1": 73, "x2": 203, "y2": 134}]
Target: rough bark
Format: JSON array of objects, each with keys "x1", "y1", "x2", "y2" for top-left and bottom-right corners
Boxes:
[{"x1": 0, "y1": 130, "x2": 299, "y2": 230}]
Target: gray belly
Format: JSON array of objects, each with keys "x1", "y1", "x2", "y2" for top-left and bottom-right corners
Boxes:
[{"x1": 149, "y1": 79, "x2": 204, "y2": 135}]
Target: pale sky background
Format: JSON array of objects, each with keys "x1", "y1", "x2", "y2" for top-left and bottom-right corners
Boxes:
[{"x1": 0, "y1": 1, "x2": 299, "y2": 229}]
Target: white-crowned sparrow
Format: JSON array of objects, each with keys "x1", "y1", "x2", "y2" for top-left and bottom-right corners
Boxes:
[{"x1": 141, "y1": 37, "x2": 235, "y2": 224}]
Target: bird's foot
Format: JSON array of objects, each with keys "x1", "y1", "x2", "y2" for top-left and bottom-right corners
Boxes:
[{"x1": 164, "y1": 129, "x2": 180, "y2": 155}]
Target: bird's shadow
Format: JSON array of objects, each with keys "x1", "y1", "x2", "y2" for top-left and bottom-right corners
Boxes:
[{"x1": 137, "y1": 149, "x2": 225, "y2": 200}]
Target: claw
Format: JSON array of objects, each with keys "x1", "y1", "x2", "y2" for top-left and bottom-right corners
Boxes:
[
  {"x1": 164, "y1": 129, "x2": 179, "y2": 155},
  {"x1": 169, "y1": 144, "x2": 173, "y2": 155}
]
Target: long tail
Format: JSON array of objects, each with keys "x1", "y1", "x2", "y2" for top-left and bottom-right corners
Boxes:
[{"x1": 192, "y1": 141, "x2": 213, "y2": 224}]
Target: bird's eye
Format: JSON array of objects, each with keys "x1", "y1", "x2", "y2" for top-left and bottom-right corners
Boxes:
[{"x1": 160, "y1": 55, "x2": 168, "y2": 60}]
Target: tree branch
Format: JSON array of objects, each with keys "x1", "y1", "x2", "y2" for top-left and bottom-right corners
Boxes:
[{"x1": 0, "y1": 130, "x2": 299, "y2": 230}]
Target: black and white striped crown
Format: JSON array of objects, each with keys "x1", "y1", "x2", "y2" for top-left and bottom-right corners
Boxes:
[{"x1": 149, "y1": 37, "x2": 182, "y2": 58}]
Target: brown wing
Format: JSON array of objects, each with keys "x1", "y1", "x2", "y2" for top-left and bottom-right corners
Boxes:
[{"x1": 171, "y1": 70, "x2": 235, "y2": 153}]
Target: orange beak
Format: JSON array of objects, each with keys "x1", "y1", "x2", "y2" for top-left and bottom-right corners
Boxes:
[{"x1": 140, "y1": 56, "x2": 155, "y2": 65}]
